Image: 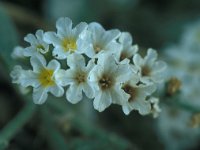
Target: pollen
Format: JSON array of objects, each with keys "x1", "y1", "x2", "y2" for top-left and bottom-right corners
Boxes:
[
  {"x1": 167, "y1": 77, "x2": 181, "y2": 96},
  {"x1": 61, "y1": 38, "x2": 77, "y2": 53},
  {"x1": 189, "y1": 113, "x2": 200, "y2": 128},
  {"x1": 75, "y1": 71, "x2": 86, "y2": 84},
  {"x1": 94, "y1": 44, "x2": 102, "y2": 53},
  {"x1": 99, "y1": 75, "x2": 114, "y2": 90},
  {"x1": 141, "y1": 65, "x2": 151, "y2": 76},
  {"x1": 120, "y1": 52, "x2": 128, "y2": 61},
  {"x1": 122, "y1": 84, "x2": 138, "y2": 102},
  {"x1": 36, "y1": 44, "x2": 45, "y2": 51},
  {"x1": 38, "y1": 69, "x2": 55, "y2": 87}
]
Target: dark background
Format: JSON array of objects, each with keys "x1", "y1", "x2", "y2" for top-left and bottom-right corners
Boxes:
[{"x1": 0, "y1": 0, "x2": 200, "y2": 149}]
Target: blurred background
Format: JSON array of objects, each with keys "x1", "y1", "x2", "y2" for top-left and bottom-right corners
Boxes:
[{"x1": 0, "y1": 0, "x2": 200, "y2": 150}]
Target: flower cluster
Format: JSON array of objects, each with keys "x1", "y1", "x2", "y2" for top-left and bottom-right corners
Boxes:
[
  {"x1": 10, "y1": 17, "x2": 166, "y2": 115},
  {"x1": 157, "y1": 20, "x2": 200, "y2": 150}
]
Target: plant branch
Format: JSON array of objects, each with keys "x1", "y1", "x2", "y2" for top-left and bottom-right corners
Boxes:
[{"x1": 0, "y1": 101, "x2": 36, "y2": 150}]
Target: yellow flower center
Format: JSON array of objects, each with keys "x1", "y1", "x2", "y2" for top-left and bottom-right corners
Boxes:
[
  {"x1": 94, "y1": 44, "x2": 102, "y2": 53},
  {"x1": 61, "y1": 38, "x2": 77, "y2": 53},
  {"x1": 36, "y1": 44, "x2": 45, "y2": 51},
  {"x1": 38, "y1": 69, "x2": 55, "y2": 87}
]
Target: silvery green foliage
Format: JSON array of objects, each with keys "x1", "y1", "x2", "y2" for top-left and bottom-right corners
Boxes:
[
  {"x1": 10, "y1": 17, "x2": 166, "y2": 116},
  {"x1": 157, "y1": 20, "x2": 200, "y2": 150}
]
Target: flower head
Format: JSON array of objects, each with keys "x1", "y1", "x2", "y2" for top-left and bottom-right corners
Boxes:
[
  {"x1": 11, "y1": 46, "x2": 25, "y2": 59},
  {"x1": 115, "y1": 32, "x2": 138, "y2": 64},
  {"x1": 89, "y1": 53, "x2": 131, "y2": 112},
  {"x1": 10, "y1": 17, "x2": 166, "y2": 117},
  {"x1": 24, "y1": 30, "x2": 49, "y2": 57},
  {"x1": 121, "y1": 74, "x2": 156, "y2": 115},
  {"x1": 56, "y1": 53, "x2": 95, "y2": 104},
  {"x1": 44, "y1": 17, "x2": 88, "y2": 59},
  {"x1": 82, "y1": 22, "x2": 121, "y2": 58},
  {"x1": 133, "y1": 48, "x2": 167, "y2": 84},
  {"x1": 11, "y1": 54, "x2": 64, "y2": 104}
]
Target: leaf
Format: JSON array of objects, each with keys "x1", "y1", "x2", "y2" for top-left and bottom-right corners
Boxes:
[{"x1": 0, "y1": 4, "x2": 19, "y2": 71}]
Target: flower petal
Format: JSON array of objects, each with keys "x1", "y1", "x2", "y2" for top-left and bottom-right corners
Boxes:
[
  {"x1": 30, "y1": 54, "x2": 46, "y2": 72},
  {"x1": 133, "y1": 54, "x2": 144, "y2": 68},
  {"x1": 66, "y1": 84, "x2": 83, "y2": 104},
  {"x1": 33, "y1": 87, "x2": 48, "y2": 104},
  {"x1": 88, "y1": 22, "x2": 105, "y2": 40},
  {"x1": 82, "y1": 83, "x2": 94, "y2": 99},
  {"x1": 152, "y1": 61, "x2": 167, "y2": 73},
  {"x1": 145, "y1": 48, "x2": 158, "y2": 64},
  {"x1": 110, "y1": 87, "x2": 129, "y2": 105},
  {"x1": 20, "y1": 70, "x2": 39, "y2": 88},
  {"x1": 49, "y1": 85, "x2": 64, "y2": 97},
  {"x1": 47, "y1": 59, "x2": 60, "y2": 72},
  {"x1": 102, "y1": 29, "x2": 120, "y2": 44},
  {"x1": 67, "y1": 53, "x2": 85, "y2": 69},
  {"x1": 119, "y1": 32, "x2": 132, "y2": 46},
  {"x1": 122, "y1": 104, "x2": 132, "y2": 115},
  {"x1": 10, "y1": 65, "x2": 39, "y2": 88},
  {"x1": 24, "y1": 33, "x2": 37, "y2": 45},
  {"x1": 35, "y1": 29, "x2": 44, "y2": 41},
  {"x1": 52, "y1": 47, "x2": 68, "y2": 59},
  {"x1": 131, "y1": 99, "x2": 151, "y2": 115},
  {"x1": 56, "y1": 17, "x2": 72, "y2": 37},
  {"x1": 73, "y1": 22, "x2": 88, "y2": 38},
  {"x1": 93, "y1": 91, "x2": 112, "y2": 112},
  {"x1": 44, "y1": 32, "x2": 60, "y2": 46}
]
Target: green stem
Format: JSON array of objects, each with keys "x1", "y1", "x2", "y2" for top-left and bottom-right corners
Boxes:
[
  {"x1": 42, "y1": 107, "x2": 68, "y2": 150},
  {"x1": 47, "y1": 100, "x2": 133, "y2": 149},
  {"x1": 166, "y1": 100, "x2": 200, "y2": 113},
  {"x1": 0, "y1": 101, "x2": 36, "y2": 150}
]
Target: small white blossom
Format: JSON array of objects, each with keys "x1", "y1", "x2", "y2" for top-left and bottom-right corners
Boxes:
[
  {"x1": 149, "y1": 97, "x2": 161, "y2": 118},
  {"x1": 44, "y1": 17, "x2": 88, "y2": 59},
  {"x1": 121, "y1": 74, "x2": 156, "y2": 115},
  {"x1": 89, "y1": 53, "x2": 131, "y2": 112},
  {"x1": 10, "y1": 54, "x2": 64, "y2": 104},
  {"x1": 24, "y1": 30, "x2": 49, "y2": 56},
  {"x1": 115, "y1": 32, "x2": 138, "y2": 64},
  {"x1": 133, "y1": 48, "x2": 167, "y2": 84},
  {"x1": 56, "y1": 54, "x2": 95, "y2": 104},
  {"x1": 157, "y1": 105, "x2": 200, "y2": 150},
  {"x1": 82, "y1": 22, "x2": 121, "y2": 58},
  {"x1": 10, "y1": 17, "x2": 167, "y2": 116},
  {"x1": 11, "y1": 46, "x2": 25, "y2": 59}
]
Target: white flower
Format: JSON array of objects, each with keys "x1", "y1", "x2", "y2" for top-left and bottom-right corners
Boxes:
[
  {"x1": 82, "y1": 22, "x2": 121, "y2": 58},
  {"x1": 44, "y1": 17, "x2": 88, "y2": 59},
  {"x1": 11, "y1": 46, "x2": 25, "y2": 59},
  {"x1": 121, "y1": 74, "x2": 156, "y2": 115},
  {"x1": 55, "y1": 53, "x2": 95, "y2": 104},
  {"x1": 157, "y1": 105, "x2": 200, "y2": 150},
  {"x1": 88, "y1": 53, "x2": 131, "y2": 112},
  {"x1": 114, "y1": 32, "x2": 138, "y2": 63},
  {"x1": 24, "y1": 30, "x2": 49, "y2": 56},
  {"x1": 10, "y1": 54, "x2": 64, "y2": 104},
  {"x1": 9, "y1": 66, "x2": 31, "y2": 94},
  {"x1": 133, "y1": 48, "x2": 167, "y2": 84},
  {"x1": 149, "y1": 97, "x2": 161, "y2": 118}
]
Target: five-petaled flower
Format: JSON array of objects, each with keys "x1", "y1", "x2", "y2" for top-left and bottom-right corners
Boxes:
[{"x1": 10, "y1": 17, "x2": 167, "y2": 116}]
